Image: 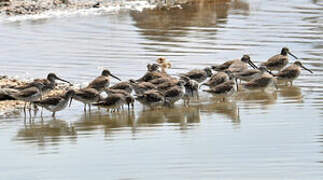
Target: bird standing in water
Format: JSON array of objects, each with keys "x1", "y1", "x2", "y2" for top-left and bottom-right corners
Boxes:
[
  {"x1": 87, "y1": 69, "x2": 121, "y2": 93},
  {"x1": 275, "y1": 61, "x2": 313, "y2": 86},
  {"x1": 34, "y1": 89, "x2": 75, "y2": 117},
  {"x1": 73, "y1": 87, "x2": 102, "y2": 111},
  {"x1": 212, "y1": 55, "x2": 258, "y2": 72},
  {"x1": 261, "y1": 47, "x2": 298, "y2": 71},
  {"x1": 10, "y1": 82, "x2": 45, "y2": 112}
]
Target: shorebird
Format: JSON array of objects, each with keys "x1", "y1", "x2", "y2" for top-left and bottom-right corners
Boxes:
[
  {"x1": 156, "y1": 57, "x2": 172, "y2": 73},
  {"x1": 242, "y1": 71, "x2": 277, "y2": 91},
  {"x1": 108, "y1": 81, "x2": 132, "y2": 94},
  {"x1": 203, "y1": 79, "x2": 238, "y2": 101},
  {"x1": 149, "y1": 77, "x2": 174, "y2": 85},
  {"x1": 181, "y1": 67, "x2": 212, "y2": 83},
  {"x1": 147, "y1": 63, "x2": 161, "y2": 72},
  {"x1": 136, "y1": 90, "x2": 164, "y2": 109},
  {"x1": 156, "y1": 81, "x2": 178, "y2": 93},
  {"x1": 34, "y1": 89, "x2": 75, "y2": 117},
  {"x1": 235, "y1": 66, "x2": 269, "y2": 82},
  {"x1": 261, "y1": 47, "x2": 298, "y2": 71},
  {"x1": 212, "y1": 55, "x2": 258, "y2": 72},
  {"x1": 164, "y1": 80, "x2": 186, "y2": 105},
  {"x1": 73, "y1": 87, "x2": 102, "y2": 111},
  {"x1": 200, "y1": 70, "x2": 231, "y2": 88},
  {"x1": 275, "y1": 61, "x2": 313, "y2": 86},
  {"x1": 129, "y1": 79, "x2": 157, "y2": 95},
  {"x1": 14, "y1": 73, "x2": 72, "y2": 94},
  {"x1": 87, "y1": 69, "x2": 121, "y2": 93},
  {"x1": 93, "y1": 93, "x2": 128, "y2": 112},
  {"x1": 11, "y1": 82, "x2": 45, "y2": 111},
  {"x1": 180, "y1": 75, "x2": 199, "y2": 97}
]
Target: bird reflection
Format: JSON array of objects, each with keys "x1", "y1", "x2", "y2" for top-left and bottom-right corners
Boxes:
[
  {"x1": 74, "y1": 110, "x2": 136, "y2": 135},
  {"x1": 137, "y1": 105, "x2": 200, "y2": 128},
  {"x1": 200, "y1": 100, "x2": 240, "y2": 124},
  {"x1": 235, "y1": 90, "x2": 278, "y2": 109},
  {"x1": 278, "y1": 85, "x2": 303, "y2": 103},
  {"x1": 16, "y1": 119, "x2": 76, "y2": 147}
]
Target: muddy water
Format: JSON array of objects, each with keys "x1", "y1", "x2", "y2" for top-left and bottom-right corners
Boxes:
[{"x1": 0, "y1": 0, "x2": 323, "y2": 179}]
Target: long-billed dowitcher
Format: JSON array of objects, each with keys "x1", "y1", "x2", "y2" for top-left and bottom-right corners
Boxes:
[
  {"x1": 275, "y1": 61, "x2": 313, "y2": 86},
  {"x1": 129, "y1": 79, "x2": 157, "y2": 95},
  {"x1": 136, "y1": 89, "x2": 164, "y2": 109},
  {"x1": 235, "y1": 66, "x2": 269, "y2": 82},
  {"x1": 34, "y1": 89, "x2": 75, "y2": 117},
  {"x1": 11, "y1": 82, "x2": 45, "y2": 111},
  {"x1": 108, "y1": 81, "x2": 132, "y2": 94},
  {"x1": 212, "y1": 55, "x2": 257, "y2": 72},
  {"x1": 261, "y1": 47, "x2": 298, "y2": 71},
  {"x1": 242, "y1": 71, "x2": 277, "y2": 91},
  {"x1": 203, "y1": 79, "x2": 238, "y2": 101},
  {"x1": 87, "y1": 69, "x2": 121, "y2": 93},
  {"x1": 93, "y1": 93, "x2": 128, "y2": 112},
  {"x1": 73, "y1": 87, "x2": 102, "y2": 111},
  {"x1": 164, "y1": 80, "x2": 186, "y2": 105},
  {"x1": 200, "y1": 70, "x2": 231, "y2": 88},
  {"x1": 181, "y1": 67, "x2": 212, "y2": 83},
  {"x1": 14, "y1": 73, "x2": 72, "y2": 94},
  {"x1": 136, "y1": 65, "x2": 165, "y2": 82}
]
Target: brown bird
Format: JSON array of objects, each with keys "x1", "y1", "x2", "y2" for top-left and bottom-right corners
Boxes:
[
  {"x1": 34, "y1": 89, "x2": 75, "y2": 117},
  {"x1": 108, "y1": 81, "x2": 132, "y2": 94},
  {"x1": 275, "y1": 61, "x2": 313, "y2": 86},
  {"x1": 129, "y1": 79, "x2": 157, "y2": 95},
  {"x1": 13, "y1": 73, "x2": 71, "y2": 94},
  {"x1": 181, "y1": 67, "x2": 212, "y2": 83},
  {"x1": 203, "y1": 80, "x2": 238, "y2": 101},
  {"x1": 11, "y1": 82, "x2": 45, "y2": 111},
  {"x1": 242, "y1": 71, "x2": 276, "y2": 91},
  {"x1": 261, "y1": 47, "x2": 298, "y2": 71},
  {"x1": 73, "y1": 87, "x2": 102, "y2": 111},
  {"x1": 93, "y1": 93, "x2": 128, "y2": 112},
  {"x1": 200, "y1": 70, "x2": 231, "y2": 88},
  {"x1": 136, "y1": 90, "x2": 164, "y2": 109},
  {"x1": 157, "y1": 81, "x2": 178, "y2": 93},
  {"x1": 235, "y1": 66, "x2": 269, "y2": 82},
  {"x1": 164, "y1": 80, "x2": 186, "y2": 105},
  {"x1": 212, "y1": 55, "x2": 257, "y2": 72},
  {"x1": 87, "y1": 69, "x2": 121, "y2": 93}
]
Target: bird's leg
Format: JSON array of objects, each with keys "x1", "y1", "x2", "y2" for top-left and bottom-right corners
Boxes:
[
  {"x1": 89, "y1": 104, "x2": 91, "y2": 111},
  {"x1": 290, "y1": 81, "x2": 293, "y2": 87},
  {"x1": 83, "y1": 103, "x2": 86, "y2": 112},
  {"x1": 23, "y1": 102, "x2": 27, "y2": 112},
  {"x1": 52, "y1": 112, "x2": 55, "y2": 117}
]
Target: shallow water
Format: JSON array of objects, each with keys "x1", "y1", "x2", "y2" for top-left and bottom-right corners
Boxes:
[{"x1": 1, "y1": 0, "x2": 323, "y2": 179}]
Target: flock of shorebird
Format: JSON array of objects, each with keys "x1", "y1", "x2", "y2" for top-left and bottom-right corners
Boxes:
[{"x1": 0, "y1": 47, "x2": 313, "y2": 117}]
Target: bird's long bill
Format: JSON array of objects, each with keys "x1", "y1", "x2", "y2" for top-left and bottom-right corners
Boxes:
[
  {"x1": 69, "y1": 98, "x2": 73, "y2": 107},
  {"x1": 110, "y1": 73, "x2": 121, "y2": 81},
  {"x1": 301, "y1": 65, "x2": 313, "y2": 73},
  {"x1": 288, "y1": 52, "x2": 298, "y2": 59},
  {"x1": 265, "y1": 69, "x2": 274, "y2": 76},
  {"x1": 56, "y1": 77, "x2": 73, "y2": 85},
  {"x1": 248, "y1": 60, "x2": 258, "y2": 69}
]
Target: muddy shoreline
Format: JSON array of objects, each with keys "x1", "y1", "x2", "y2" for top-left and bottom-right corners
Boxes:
[{"x1": 0, "y1": 0, "x2": 193, "y2": 16}]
